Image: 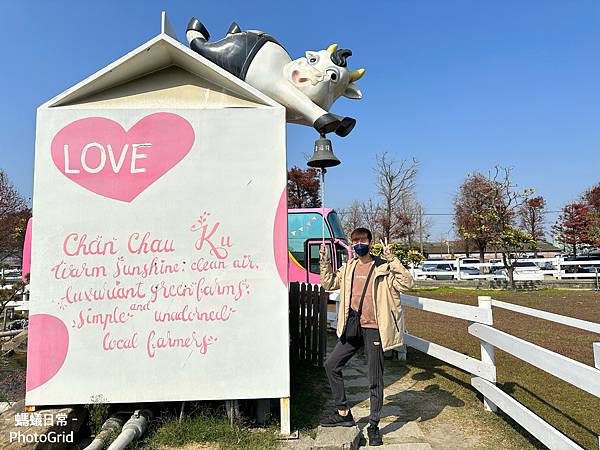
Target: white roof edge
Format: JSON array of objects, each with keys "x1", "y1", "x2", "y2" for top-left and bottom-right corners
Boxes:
[
  {"x1": 39, "y1": 31, "x2": 284, "y2": 110},
  {"x1": 38, "y1": 34, "x2": 164, "y2": 110},
  {"x1": 161, "y1": 11, "x2": 178, "y2": 41}
]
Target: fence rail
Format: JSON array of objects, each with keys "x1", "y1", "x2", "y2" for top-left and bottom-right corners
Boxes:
[
  {"x1": 471, "y1": 377, "x2": 586, "y2": 450},
  {"x1": 327, "y1": 291, "x2": 600, "y2": 449},
  {"x1": 491, "y1": 299, "x2": 600, "y2": 333}
]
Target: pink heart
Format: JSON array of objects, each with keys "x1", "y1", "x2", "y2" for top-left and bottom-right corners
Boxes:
[
  {"x1": 26, "y1": 314, "x2": 69, "y2": 391},
  {"x1": 51, "y1": 112, "x2": 195, "y2": 202}
]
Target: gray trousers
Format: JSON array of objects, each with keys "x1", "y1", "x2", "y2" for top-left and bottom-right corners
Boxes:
[{"x1": 324, "y1": 328, "x2": 384, "y2": 426}]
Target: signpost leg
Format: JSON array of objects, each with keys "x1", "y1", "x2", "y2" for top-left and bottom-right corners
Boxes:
[
  {"x1": 225, "y1": 400, "x2": 239, "y2": 425},
  {"x1": 280, "y1": 397, "x2": 291, "y2": 435}
]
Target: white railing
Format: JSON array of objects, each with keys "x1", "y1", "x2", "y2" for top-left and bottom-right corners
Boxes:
[
  {"x1": 327, "y1": 293, "x2": 600, "y2": 449},
  {"x1": 411, "y1": 256, "x2": 600, "y2": 283}
]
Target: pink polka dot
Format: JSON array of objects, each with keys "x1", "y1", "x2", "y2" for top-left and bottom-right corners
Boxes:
[{"x1": 26, "y1": 314, "x2": 69, "y2": 391}]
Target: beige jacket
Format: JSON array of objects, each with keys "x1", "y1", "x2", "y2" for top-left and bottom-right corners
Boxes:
[{"x1": 320, "y1": 254, "x2": 414, "y2": 352}]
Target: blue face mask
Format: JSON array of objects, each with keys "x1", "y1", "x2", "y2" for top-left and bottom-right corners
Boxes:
[{"x1": 353, "y1": 243, "x2": 370, "y2": 257}]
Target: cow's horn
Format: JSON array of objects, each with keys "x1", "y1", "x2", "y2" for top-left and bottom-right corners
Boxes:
[
  {"x1": 327, "y1": 43, "x2": 338, "y2": 54},
  {"x1": 349, "y1": 68, "x2": 365, "y2": 82}
]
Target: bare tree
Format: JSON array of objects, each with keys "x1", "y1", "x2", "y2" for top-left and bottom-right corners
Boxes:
[
  {"x1": 361, "y1": 199, "x2": 383, "y2": 242},
  {"x1": 340, "y1": 200, "x2": 364, "y2": 237},
  {"x1": 374, "y1": 152, "x2": 418, "y2": 242},
  {"x1": 393, "y1": 193, "x2": 431, "y2": 249}
]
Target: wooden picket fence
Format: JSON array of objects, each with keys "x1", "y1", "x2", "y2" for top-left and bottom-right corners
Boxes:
[{"x1": 289, "y1": 282, "x2": 328, "y2": 367}]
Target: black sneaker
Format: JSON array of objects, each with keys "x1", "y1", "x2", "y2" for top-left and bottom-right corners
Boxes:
[
  {"x1": 367, "y1": 425, "x2": 383, "y2": 446},
  {"x1": 319, "y1": 410, "x2": 356, "y2": 427}
]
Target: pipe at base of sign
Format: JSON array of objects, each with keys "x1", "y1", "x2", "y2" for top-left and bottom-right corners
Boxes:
[
  {"x1": 84, "y1": 415, "x2": 125, "y2": 450},
  {"x1": 106, "y1": 409, "x2": 153, "y2": 450}
]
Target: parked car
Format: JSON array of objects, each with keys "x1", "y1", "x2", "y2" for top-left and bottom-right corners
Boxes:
[
  {"x1": 458, "y1": 258, "x2": 480, "y2": 265},
  {"x1": 493, "y1": 261, "x2": 544, "y2": 281},
  {"x1": 458, "y1": 267, "x2": 481, "y2": 278},
  {"x1": 563, "y1": 254, "x2": 600, "y2": 274},
  {"x1": 422, "y1": 263, "x2": 455, "y2": 280}
]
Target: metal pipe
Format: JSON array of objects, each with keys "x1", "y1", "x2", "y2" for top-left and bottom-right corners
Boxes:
[
  {"x1": 0, "y1": 329, "x2": 24, "y2": 337},
  {"x1": 106, "y1": 409, "x2": 153, "y2": 450},
  {"x1": 84, "y1": 415, "x2": 125, "y2": 450}
]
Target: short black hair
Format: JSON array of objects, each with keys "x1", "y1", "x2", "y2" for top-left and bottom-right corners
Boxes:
[{"x1": 350, "y1": 227, "x2": 372, "y2": 242}]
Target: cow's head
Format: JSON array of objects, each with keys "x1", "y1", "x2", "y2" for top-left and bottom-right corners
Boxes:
[{"x1": 283, "y1": 44, "x2": 365, "y2": 111}]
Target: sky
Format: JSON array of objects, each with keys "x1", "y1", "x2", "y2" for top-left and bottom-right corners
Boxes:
[{"x1": 1, "y1": 1, "x2": 599, "y2": 241}]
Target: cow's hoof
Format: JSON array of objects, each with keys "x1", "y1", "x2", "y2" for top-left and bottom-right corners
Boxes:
[
  {"x1": 335, "y1": 117, "x2": 356, "y2": 137},
  {"x1": 187, "y1": 17, "x2": 210, "y2": 41},
  {"x1": 314, "y1": 114, "x2": 341, "y2": 135}
]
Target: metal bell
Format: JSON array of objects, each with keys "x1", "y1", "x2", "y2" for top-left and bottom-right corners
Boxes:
[{"x1": 307, "y1": 136, "x2": 341, "y2": 168}]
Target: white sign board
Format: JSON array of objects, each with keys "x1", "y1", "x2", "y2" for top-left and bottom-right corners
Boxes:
[{"x1": 26, "y1": 107, "x2": 289, "y2": 405}]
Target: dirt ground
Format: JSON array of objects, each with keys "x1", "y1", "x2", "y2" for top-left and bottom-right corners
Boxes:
[{"x1": 406, "y1": 288, "x2": 600, "y2": 450}]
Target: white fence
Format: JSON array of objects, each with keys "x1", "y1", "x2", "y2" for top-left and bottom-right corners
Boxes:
[
  {"x1": 328, "y1": 294, "x2": 600, "y2": 450},
  {"x1": 411, "y1": 256, "x2": 600, "y2": 282}
]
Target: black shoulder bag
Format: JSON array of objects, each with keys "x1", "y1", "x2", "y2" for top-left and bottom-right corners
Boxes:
[{"x1": 343, "y1": 262, "x2": 376, "y2": 342}]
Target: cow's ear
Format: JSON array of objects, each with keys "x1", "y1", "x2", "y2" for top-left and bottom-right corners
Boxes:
[
  {"x1": 343, "y1": 83, "x2": 362, "y2": 99},
  {"x1": 305, "y1": 51, "x2": 318, "y2": 63}
]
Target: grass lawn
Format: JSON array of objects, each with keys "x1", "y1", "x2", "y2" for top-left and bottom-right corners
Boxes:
[
  {"x1": 116, "y1": 361, "x2": 329, "y2": 449},
  {"x1": 406, "y1": 287, "x2": 600, "y2": 450}
]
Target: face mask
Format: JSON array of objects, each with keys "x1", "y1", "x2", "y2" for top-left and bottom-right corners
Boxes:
[{"x1": 353, "y1": 243, "x2": 370, "y2": 257}]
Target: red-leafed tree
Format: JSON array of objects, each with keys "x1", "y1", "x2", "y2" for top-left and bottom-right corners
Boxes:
[
  {"x1": 287, "y1": 166, "x2": 321, "y2": 208},
  {"x1": 0, "y1": 169, "x2": 29, "y2": 315},
  {"x1": 518, "y1": 196, "x2": 546, "y2": 255},
  {"x1": 583, "y1": 183, "x2": 600, "y2": 245},
  {"x1": 0, "y1": 170, "x2": 30, "y2": 264},
  {"x1": 583, "y1": 183, "x2": 600, "y2": 212},
  {"x1": 552, "y1": 203, "x2": 593, "y2": 256},
  {"x1": 454, "y1": 173, "x2": 506, "y2": 262},
  {"x1": 454, "y1": 167, "x2": 536, "y2": 287}
]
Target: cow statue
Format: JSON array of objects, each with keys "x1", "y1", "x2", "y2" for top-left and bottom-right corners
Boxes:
[{"x1": 186, "y1": 18, "x2": 365, "y2": 137}]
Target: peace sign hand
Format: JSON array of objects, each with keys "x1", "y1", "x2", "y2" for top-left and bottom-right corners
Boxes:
[{"x1": 380, "y1": 237, "x2": 394, "y2": 261}]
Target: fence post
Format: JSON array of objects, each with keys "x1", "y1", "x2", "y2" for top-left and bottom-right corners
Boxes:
[
  {"x1": 478, "y1": 296, "x2": 497, "y2": 412},
  {"x1": 456, "y1": 258, "x2": 462, "y2": 281},
  {"x1": 556, "y1": 255, "x2": 562, "y2": 280},
  {"x1": 396, "y1": 303, "x2": 408, "y2": 361},
  {"x1": 289, "y1": 283, "x2": 299, "y2": 361},
  {"x1": 318, "y1": 286, "x2": 327, "y2": 367},
  {"x1": 299, "y1": 283, "x2": 307, "y2": 360},
  {"x1": 596, "y1": 343, "x2": 600, "y2": 450}
]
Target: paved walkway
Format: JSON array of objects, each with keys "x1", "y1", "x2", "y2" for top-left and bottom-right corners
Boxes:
[{"x1": 295, "y1": 332, "x2": 494, "y2": 450}]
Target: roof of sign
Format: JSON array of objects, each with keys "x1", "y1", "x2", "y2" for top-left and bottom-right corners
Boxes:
[{"x1": 40, "y1": 12, "x2": 283, "y2": 110}]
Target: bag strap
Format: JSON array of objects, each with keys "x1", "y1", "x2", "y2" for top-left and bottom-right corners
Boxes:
[{"x1": 356, "y1": 262, "x2": 376, "y2": 318}]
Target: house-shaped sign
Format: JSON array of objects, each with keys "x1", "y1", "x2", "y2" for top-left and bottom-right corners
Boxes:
[{"x1": 26, "y1": 13, "x2": 289, "y2": 408}]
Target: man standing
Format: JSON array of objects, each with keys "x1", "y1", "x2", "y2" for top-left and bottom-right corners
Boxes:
[{"x1": 319, "y1": 227, "x2": 414, "y2": 446}]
